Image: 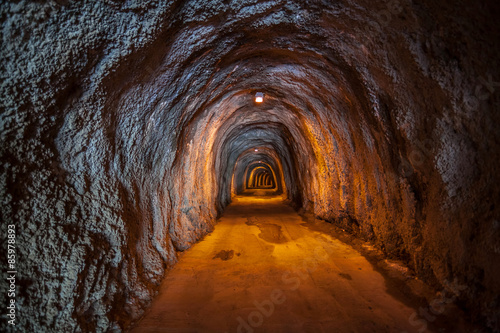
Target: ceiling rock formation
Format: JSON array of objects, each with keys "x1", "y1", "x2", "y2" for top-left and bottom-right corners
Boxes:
[{"x1": 1, "y1": 0, "x2": 499, "y2": 332}]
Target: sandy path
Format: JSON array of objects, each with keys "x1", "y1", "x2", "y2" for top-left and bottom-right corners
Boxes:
[{"x1": 130, "y1": 195, "x2": 426, "y2": 333}]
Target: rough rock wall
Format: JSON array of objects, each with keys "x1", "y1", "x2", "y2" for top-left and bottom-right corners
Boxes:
[
  {"x1": 1, "y1": 0, "x2": 499, "y2": 332},
  {"x1": 1, "y1": 1, "x2": 179, "y2": 331}
]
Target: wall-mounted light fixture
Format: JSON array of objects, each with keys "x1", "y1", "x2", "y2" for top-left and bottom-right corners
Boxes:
[{"x1": 255, "y1": 92, "x2": 264, "y2": 103}]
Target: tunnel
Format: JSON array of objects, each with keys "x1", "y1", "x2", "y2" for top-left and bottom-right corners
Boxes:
[
  {"x1": 1, "y1": 0, "x2": 499, "y2": 332},
  {"x1": 246, "y1": 164, "x2": 276, "y2": 189}
]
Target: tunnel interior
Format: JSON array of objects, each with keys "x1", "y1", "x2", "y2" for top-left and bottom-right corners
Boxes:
[
  {"x1": 1, "y1": 0, "x2": 500, "y2": 332},
  {"x1": 246, "y1": 164, "x2": 276, "y2": 189}
]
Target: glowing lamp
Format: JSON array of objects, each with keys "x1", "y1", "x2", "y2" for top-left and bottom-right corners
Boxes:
[
  {"x1": 255, "y1": 92, "x2": 264, "y2": 103},
  {"x1": 255, "y1": 149, "x2": 259, "y2": 152}
]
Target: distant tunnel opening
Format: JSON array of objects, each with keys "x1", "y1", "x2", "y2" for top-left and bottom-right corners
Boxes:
[{"x1": 246, "y1": 164, "x2": 276, "y2": 189}]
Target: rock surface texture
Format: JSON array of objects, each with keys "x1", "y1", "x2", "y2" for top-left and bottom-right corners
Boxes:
[{"x1": 1, "y1": 0, "x2": 499, "y2": 332}]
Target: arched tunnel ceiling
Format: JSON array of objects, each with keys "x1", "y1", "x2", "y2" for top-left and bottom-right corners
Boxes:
[{"x1": 1, "y1": 0, "x2": 499, "y2": 332}]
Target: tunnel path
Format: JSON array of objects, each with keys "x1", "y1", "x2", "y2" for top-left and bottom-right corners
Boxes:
[{"x1": 130, "y1": 195, "x2": 425, "y2": 333}]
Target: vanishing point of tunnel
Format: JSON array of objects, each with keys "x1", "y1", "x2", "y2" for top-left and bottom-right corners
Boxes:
[{"x1": 1, "y1": 1, "x2": 499, "y2": 332}]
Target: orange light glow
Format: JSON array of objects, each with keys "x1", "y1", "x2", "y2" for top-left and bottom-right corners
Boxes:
[{"x1": 255, "y1": 92, "x2": 264, "y2": 103}]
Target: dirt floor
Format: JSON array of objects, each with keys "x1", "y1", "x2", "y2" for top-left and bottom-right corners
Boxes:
[{"x1": 129, "y1": 193, "x2": 479, "y2": 333}]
